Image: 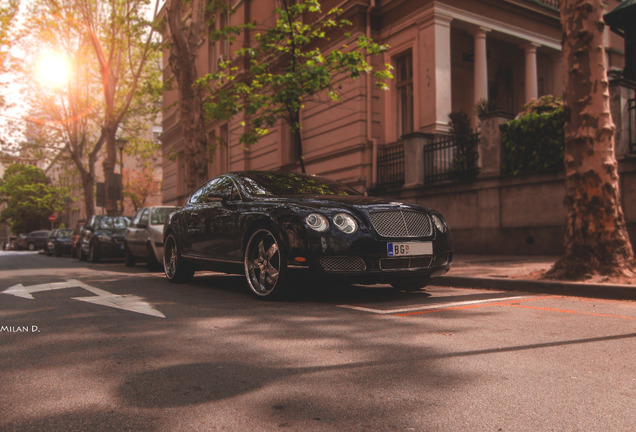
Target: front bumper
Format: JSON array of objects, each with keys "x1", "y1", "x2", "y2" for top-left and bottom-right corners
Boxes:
[
  {"x1": 285, "y1": 225, "x2": 453, "y2": 283},
  {"x1": 93, "y1": 240, "x2": 126, "y2": 257}
]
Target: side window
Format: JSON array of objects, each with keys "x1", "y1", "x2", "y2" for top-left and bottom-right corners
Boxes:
[
  {"x1": 139, "y1": 209, "x2": 150, "y2": 226},
  {"x1": 209, "y1": 177, "x2": 241, "y2": 201},
  {"x1": 189, "y1": 178, "x2": 223, "y2": 204},
  {"x1": 131, "y1": 210, "x2": 144, "y2": 227}
]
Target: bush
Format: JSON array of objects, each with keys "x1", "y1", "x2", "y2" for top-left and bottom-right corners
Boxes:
[
  {"x1": 448, "y1": 111, "x2": 479, "y2": 181},
  {"x1": 500, "y1": 97, "x2": 564, "y2": 176}
]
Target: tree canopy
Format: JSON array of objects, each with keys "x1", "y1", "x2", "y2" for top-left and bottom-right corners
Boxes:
[
  {"x1": 200, "y1": 0, "x2": 392, "y2": 173},
  {"x1": 0, "y1": 164, "x2": 67, "y2": 233}
]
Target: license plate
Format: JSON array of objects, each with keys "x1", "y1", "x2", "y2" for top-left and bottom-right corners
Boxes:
[{"x1": 387, "y1": 242, "x2": 433, "y2": 257}]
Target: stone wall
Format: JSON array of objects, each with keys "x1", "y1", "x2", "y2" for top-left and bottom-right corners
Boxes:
[{"x1": 378, "y1": 88, "x2": 636, "y2": 255}]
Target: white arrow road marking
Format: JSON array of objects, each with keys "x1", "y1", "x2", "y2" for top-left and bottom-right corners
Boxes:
[{"x1": 2, "y1": 279, "x2": 165, "y2": 318}]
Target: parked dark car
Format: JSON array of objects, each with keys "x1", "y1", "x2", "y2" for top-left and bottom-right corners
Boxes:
[
  {"x1": 15, "y1": 233, "x2": 28, "y2": 250},
  {"x1": 80, "y1": 215, "x2": 130, "y2": 262},
  {"x1": 26, "y1": 230, "x2": 50, "y2": 251},
  {"x1": 124, "y1": 206, "x2": 180, "y2": 269},
  {"x1": 163, "y1": 171, "x2": 453, "y2": 298},
  {"x1": 46, "y1": 228, "x2": 74, "y2": 256}
]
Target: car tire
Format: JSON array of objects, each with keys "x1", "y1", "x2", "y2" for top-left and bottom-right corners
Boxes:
[
  {"x1": 391, "y1": 277, "x2": 430, "y2": 292},
  {"x1": 244, "y1": 228, "x2": 289, "y2": 299},
  {"x1": 163, "y1": 233, "x2": 194, "y2": 283},
  {"x1": 27, "y1": 243, "x2": 35, "y2": 251},
  {"x1": 124, "y1": 245, "x2": 135, "y2": 267},
  {"x1": 89, "y1": 241, "x2": 100, "y2": 263}
]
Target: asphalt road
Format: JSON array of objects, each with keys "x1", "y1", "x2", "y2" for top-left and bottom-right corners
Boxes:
[{"x1": 1, "y1": 251, "x2": 635, "y2": 432}]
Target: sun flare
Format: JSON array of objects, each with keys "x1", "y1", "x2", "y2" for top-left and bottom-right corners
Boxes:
[{"x1": 35, "y1": 52, "x2": 71, "y2": 89}]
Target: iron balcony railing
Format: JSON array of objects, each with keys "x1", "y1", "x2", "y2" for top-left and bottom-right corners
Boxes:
[
  {"x1": 374, "y1": 133, "x2": 481, "y2": 192},
  {"x1": 536, "y1": 0, "x2": 560, "y2": 9},
  {"x1": 376, "y1": 141, "x2": 405, "y2": 192},
  {"x1": 423, "y1": 133, "x2": 480, "y2": 184}
]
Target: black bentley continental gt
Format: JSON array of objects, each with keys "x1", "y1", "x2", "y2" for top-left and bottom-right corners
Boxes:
[{"x1": 163, "y1": 171, "x2": 453, "y2": 298}]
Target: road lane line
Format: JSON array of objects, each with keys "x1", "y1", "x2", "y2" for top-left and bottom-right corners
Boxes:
[
  {"x1": 506, "y1": 304, "x2": 636, "y2": 321},
  {"x1": 396, "y1": 296, "x2": 553, "y2": 316},
  {"x1": 338, "y1": 295, "x2": 534, "y2": 315}
]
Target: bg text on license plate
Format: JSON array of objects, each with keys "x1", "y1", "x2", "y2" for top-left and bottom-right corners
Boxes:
[{"x1": 387, "y1": 242, "x2": 433, "y2": 257}]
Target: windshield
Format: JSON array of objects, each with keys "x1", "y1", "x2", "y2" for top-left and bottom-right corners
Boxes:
[
  {"x1": 239, "y1": 172, "x2": 361, "y2": 197},
  {"x1": 151, "y1": 207, "x2": 179, "y2": 225},
  {"x1": 96, "y1": 216, "x2": 129, "y2": 230},
  {"x1": 57, "y1": 229, "x2": 73, "y2": 238}
]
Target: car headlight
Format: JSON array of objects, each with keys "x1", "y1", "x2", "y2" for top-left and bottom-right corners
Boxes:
[
  {"x1": 432, "y1": 214, "x2": 447, "y2": 233},
  {"x1": 333, "y1": 213, "x2": 358, "y2": 234},
  {"x1": 306, "y1": 213, "x2": 329, "y2": 232}
]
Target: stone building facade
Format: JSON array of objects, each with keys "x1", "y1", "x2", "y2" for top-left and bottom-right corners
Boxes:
[{"x1": 160, "y1": 0, "x2": 634, "y2": 254}]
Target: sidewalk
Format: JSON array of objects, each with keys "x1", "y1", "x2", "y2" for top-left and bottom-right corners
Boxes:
[{"x1": 432, "y1": 255, "x2": 636, "y2": 301}]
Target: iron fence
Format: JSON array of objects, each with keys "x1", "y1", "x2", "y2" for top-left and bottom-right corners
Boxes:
[
  {"x1": 376, "y1": 141, "x2": 405, "y2": 192},
  {"x1": 423, "y1": 133, "x2": 480, "y2": 184}
]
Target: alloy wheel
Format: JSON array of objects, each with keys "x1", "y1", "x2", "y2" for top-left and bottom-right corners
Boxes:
[{"x1": 244, "y1": 229, "x2": 285, "y2": 298}]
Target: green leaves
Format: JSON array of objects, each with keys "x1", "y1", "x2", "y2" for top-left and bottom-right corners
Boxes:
[
  {"x1": 500, "y1": 98, "x2": 565, "y2": 176},
  {"x1": 0, "y1": 164, "x2": 68, "y2": 233},
  {"x1": 199, "y1": 0, "x2": 392, "y2": 150}
]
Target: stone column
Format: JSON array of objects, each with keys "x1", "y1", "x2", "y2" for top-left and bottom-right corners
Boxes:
[
  {"x1": 524, "y1": 43, "x2": 540, "y2": 102},
  {"x1": 478, "y1": 112, "x2": 513, "y2": 177},
  {"x1": 403, "y1": 133, "x2": 430, "y2": 186},
  {"x1": 473, "y1": 27, "x2": 490, "y2": 109},
  {"x1": 418, "y1": 11, "x2": 453, "y2": 133}
]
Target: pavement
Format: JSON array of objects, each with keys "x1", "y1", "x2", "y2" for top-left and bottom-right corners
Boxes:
[{"x1": 433, "y1": 255, "x2": 636, "y2": 301}]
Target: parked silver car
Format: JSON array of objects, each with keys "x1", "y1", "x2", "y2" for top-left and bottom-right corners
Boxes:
[{"x1": 124, "y1": 206, "x2": 180, "y2": 269}]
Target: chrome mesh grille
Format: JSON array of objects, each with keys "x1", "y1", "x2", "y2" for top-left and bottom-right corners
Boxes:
[
  {"x1": 379, "y1": 256, "x2": 433, "y2": 271},
  {"x1": 368, "y1": 210, "x2": 432, "y2": 237},
  {"x1": 320, "y1": 256, "x2": 366, "y2": 272}
]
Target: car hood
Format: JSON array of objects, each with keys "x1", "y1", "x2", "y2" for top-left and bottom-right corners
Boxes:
[
  {"x1": 95, "y1": 229, "x2": 127, "y2": 238},
  {"x1": 258, "y1": 195, "x2": 433, "y2": 214}
]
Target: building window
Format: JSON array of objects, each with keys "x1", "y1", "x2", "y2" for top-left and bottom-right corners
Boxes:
[
  {"x1": 219, "y1": 9, "x2": 229, "y2": 63},
  {"x1": 395, "y1": 51, "x2": 414, "y2": 136},
  {"x1": 208, "y1": 20, "x2": 217, "y2": 73}
]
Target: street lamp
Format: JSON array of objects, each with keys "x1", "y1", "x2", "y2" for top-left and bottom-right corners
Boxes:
[{"x1": 116, "y1": 138, "x2": 128, "y2": 214}]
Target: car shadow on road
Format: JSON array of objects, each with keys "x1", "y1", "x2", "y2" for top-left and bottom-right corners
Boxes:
[{"x1": 191, "y1": 272, "x2": 431, "y2": 304}]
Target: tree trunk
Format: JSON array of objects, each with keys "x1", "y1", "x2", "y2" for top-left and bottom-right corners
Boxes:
[
  {"x1": 80, "y1": 171, "x2": 95, "y2": 221},
  {"x1": 102, "y1": 126, "x2": 118, "y2": 215},
  {"x1": 290, "y1": 109, "x2": 305, "y2": 173},
  {"x1": 547, "y1": 0, "x2": 635, "y2": 279},
  {"x1": 166, "y1": 0, "x2": 209, "y2": 193}
]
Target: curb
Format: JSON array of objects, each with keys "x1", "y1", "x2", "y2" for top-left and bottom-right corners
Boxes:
[{"x1": 432, "y1": 275, "x2": 636, "y2": 301}]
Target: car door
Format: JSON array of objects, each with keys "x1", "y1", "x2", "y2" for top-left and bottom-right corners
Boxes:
[
  {"x1": 182, "y1": 178, "x2": 222, "y2": 256},
  {"x1": 127, "y1": 208, "x2": 148, "y2": 257},
  {"x1": 194, "y1": 176, "x2": 242, "y2": 261}
]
